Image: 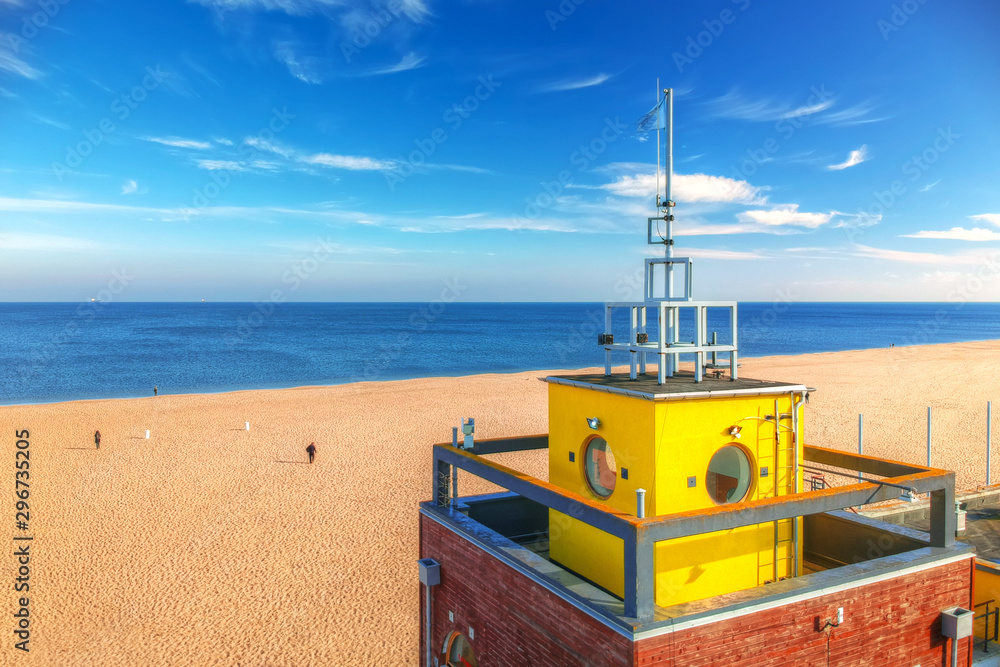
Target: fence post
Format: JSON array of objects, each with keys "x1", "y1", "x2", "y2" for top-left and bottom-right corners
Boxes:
[
  {"x1": 927, "y1": 406, "x2": 932, "y2": 468},
  {"x1": 988, "y1": 401, "x2": 993, "y2": 486},
  {"x1": 858, "y1": 414, "x2": 863, "y2": 482}
]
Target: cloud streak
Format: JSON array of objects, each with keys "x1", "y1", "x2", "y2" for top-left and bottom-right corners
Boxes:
[
  {"x1": 370, "y1": 52, "x2": 425, "y2": 75},
  {"x1": 901, "y1": 227, "x2": 1000, "y2": 241},
  {"x1": 144, "y1": 136, "x2": 214, "y2": 150},
  {"x1": 737, "y1": 204, "x2": 832, "y2": 229},
  {"x1": 971, "y1": 213, "x2": 1000, "y2": 228},
  {"x1": 539, "y1": 73, "x2": 612, "y2": 93},
  {"x1": 827, "y1": 145, "x2": 868, "y2": 170},
  {"x1": 599, "y1": 172, "x2": 767, "y2": 205},
  {"x1": 0, "y1": 42, "x2": 41, "y2": 79}
]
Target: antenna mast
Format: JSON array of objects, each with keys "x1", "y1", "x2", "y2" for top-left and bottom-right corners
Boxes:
[
  {"x1": 655, "y1": 79, "x2": 661, "y2": 209},
  {"x1": 600, "y1": 83, "x2": 739, "y2": 385}
]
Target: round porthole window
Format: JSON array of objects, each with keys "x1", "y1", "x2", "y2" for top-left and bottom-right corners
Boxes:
[
  {"x1": 444, "y1": 632, "x2": 478, "y2": 667},
  {"x1": 584, "y1": 436, "x2": 617, "y2": 498},
  {"x1": 706, "y1": 445, "x2": 752, "y2": 504}
]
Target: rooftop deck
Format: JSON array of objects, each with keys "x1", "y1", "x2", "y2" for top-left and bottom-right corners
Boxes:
[
  {"x1": 425, "y1": 435, "x2": 969, "y2": 635},
  {"x1": 545, "y1": 370, "x2": 806, "y2": 401}
]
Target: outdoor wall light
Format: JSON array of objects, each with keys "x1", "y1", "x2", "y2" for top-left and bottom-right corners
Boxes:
[
  {"x1": 586, "y1": 417, "x2": 601, "y2": 430},
  {"x1": 729, "y1": 425, "x2": 742, "y2": 439}
]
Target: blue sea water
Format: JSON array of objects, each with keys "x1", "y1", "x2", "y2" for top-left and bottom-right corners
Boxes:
[{"x1": 1, "y1": 302, "x2": 998, "y2": 405}]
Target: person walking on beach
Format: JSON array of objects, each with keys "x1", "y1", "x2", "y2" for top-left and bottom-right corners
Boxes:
[
  {"x1": 306, "y1": 442, "x2": 316, "y2": 464},
  {"x1": 153, "y1": 385, "x2": 158, "y2": 397},
  {"x1": 95, "y1": 430, "x2": 101, "y2": 449}
]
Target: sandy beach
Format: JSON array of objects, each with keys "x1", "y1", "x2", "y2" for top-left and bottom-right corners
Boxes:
[{"x1": 1, "y1": 340, "x2": 998, "y2": 666}]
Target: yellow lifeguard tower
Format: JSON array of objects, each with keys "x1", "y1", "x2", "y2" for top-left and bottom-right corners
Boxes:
[
  {"x1": 548, "y1": 366, "x2": 806, "y2": 607},
  {"x1": 545, "y1": 91, "x2": 805, "y2": 603},
  {"x1": 418, "y1": 87, "x2": 971, "y2": 667}
]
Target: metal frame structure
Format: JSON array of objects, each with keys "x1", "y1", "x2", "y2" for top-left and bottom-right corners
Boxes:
[
  {"x1": 601, "y1": 300, "x2": 738, "y2": 384},
  {"x1": 431, "y1": 437, "x2": 957, "y2": 622},
  {"x1": 601, "y1": 88, "x2": 740, "y2": 385}
]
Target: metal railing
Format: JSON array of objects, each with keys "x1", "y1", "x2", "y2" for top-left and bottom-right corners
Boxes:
[
  {"x1": 975, "y1": 599, "x2": 1000, "y2": 652},
  {"x1": 430, "y1": 438, "x2": 958, "y2": 621}
]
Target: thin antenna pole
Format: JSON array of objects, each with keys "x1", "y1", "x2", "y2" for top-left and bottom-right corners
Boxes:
[
  {"x1": 655, "y1": 79, "x2": 661, "y2": 208},
  {"x1": 665, "y1": 88, "x2": 674, "y2": 300}
]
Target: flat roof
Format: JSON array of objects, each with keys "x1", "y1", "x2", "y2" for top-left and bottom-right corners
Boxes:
[{"x1": 545, "y1": 370, "x2": 808, "y2": 401}]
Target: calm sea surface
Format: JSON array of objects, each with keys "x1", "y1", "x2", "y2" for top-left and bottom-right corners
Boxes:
[{"x1": 1, "y1": 302, "x2": 998, "y2": 405}]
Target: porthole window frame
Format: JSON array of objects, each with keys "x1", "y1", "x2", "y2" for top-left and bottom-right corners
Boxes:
[
  {"x1": 705, "y1": 443, "x2": 755, "y2": 506},
  {"x1": 443, "y1": 631, "x2": 478, "y2": 667},
  {"x1": 582, "y1": 435, "x2": 618, "y2": 500}
]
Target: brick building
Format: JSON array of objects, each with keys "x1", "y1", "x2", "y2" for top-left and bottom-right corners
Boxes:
[{"x1": 417, "y1": 88, "x2": 975, "y2": 666}]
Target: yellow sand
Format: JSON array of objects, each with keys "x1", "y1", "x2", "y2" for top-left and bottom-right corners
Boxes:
[{"x1": 0, "y1": 340, "x2": 997, "y2": 665}]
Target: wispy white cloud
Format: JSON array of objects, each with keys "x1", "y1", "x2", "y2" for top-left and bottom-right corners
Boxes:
[
  {"x1": 189, "y1": 0, "x2": 344, "y2": 16},
  {"x1": 814, "y1": 102, "x2": 887, "y2": 126},
  {"x1": 0, "y1": 41, "x2": 41, "y2": 79},
  {"x1": 248, "y1": 138, "x2": 394, "y2": 171},
  {"x1": 190, "y1": 0, "x2": 430, "y2": 22},
  {"x1": 370, "y1": 52, "x2": 425, "y2": 75},
  {"x1": 706, "y1": 89, "x2": 832, "y2": 122},
  {"x1": 304, "y1": 153, "x2": 395, "y2": 170},
  {"x1": 144, "y1": 136, "x2": 213, "y2": 150},
  {"x1": 666, "y1": 247, "x2": 766, "y2": 261},
  {"x1": 213, "y1": 137, "x2": 234, "y2": 146},
  {"x1": 920, "y1": 179, "x2": 942, "y2": 192},
  {"x1": 737, "y1": 204, "x2": 833, "y2": 229},
  {"x1": 900, "y1": 227, "x2": 1000, "y2": 241},
  {"x1": 598, "y1": 172, "x2": 767, "y2": 205},
  {"x1": 244, "y1": 136, "x2": 295, "y2": 158},
  {"x1": 539, "y1": 73, "x2": 612, "y2": 93},
  {"x1": 197, "y1": 159, "x2": 248, "y2": 171},
  {"x1": 971, "y1": 214, "x2": 1000, "y2": 228},
  {"x1": 29, "y1": 114, "x2": 70, "y2": 130},
  {"x1": 397, "y1": 0, "x2": 430, "y2": 22},
  {"x1": 242, "y1": 137, "x2": 486, "y2": 175},
  {"x1": 850, "y1": 244, "x2": 1000, "y2": 265},
  {"x1": 827, "y1": 145, "x2": 868, "y2": 171},
  {"x1": 121, "y1": 179, "x2": 139, "y2": 194},
  {"x1": 273, "y1": 41, "x2": 329, "y2": 84}
]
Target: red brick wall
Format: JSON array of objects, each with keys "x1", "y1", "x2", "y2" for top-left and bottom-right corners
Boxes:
[
  {"x1": 419, "y1": 512, "x2": 633, "y2": 667},
  {"x1": 637, "y1": 556, "x2": 975, "y2": 666},
  {"x1": 420, "y1": 511, "x2": 974, "y2": 667}
]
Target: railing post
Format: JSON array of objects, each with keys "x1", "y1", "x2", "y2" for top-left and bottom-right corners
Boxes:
[
  {"x1": 930, "y1": 481, "x2": 956, "y2": 547},
  {"x1": 624, "y1": 525, "x2": 656, "y2": 622}
]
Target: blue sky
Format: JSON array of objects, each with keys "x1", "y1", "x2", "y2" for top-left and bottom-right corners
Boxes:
[{"x1": 1, "y1": 0, "x2": 999, "y2": 302}]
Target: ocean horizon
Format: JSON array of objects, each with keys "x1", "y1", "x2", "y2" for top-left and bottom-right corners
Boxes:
[{"x1": 2, "y1": 301, "x2": 998, "y2": 406}]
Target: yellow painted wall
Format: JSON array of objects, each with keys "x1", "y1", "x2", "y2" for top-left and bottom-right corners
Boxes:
[
  {"x1": 974, "y1": 559, "x2": 1000, "y2": 641},
  {"x1": 548, "y1": 383, "x2": 655, "y2": 596},
  {"x1": 548, "y1": 382, "x2": 805, "y2": 607}
]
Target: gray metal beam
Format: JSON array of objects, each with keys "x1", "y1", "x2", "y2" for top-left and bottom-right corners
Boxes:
[
  {"x1": 804, "y1": 446, "x2": 929, "y2": 477},
  {"x1": 930, "y1": 485, "x2": 957, "y2": 547},
  {"x1": 622, "y1": 528, "x2": 637, "y2": 619},
  {"x1": 642, "y1": 472, "x2": 953, "y2": 543},
  {"x1": 470, "y1": 435, "x2": 549, "y2": 455},
  {"x1": 635, "y1": 530, "x2": 656, "y2": 621},
  {"x1": 434, "y1": 445, "x2": 634, "y2": 539}
]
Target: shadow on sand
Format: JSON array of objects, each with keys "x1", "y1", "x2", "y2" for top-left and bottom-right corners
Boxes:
[{"x1": 274, "y1": 460, "x2": 308, "y2": 465}]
